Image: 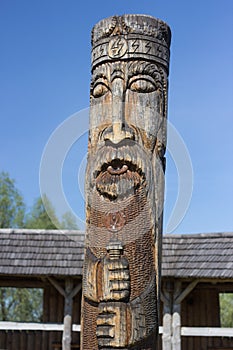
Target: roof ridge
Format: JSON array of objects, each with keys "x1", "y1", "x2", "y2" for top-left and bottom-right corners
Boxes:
[
  {"x1": 0, "y1": 228, "x2": 85, "y2": 234},
  {"x1": 163, "y1": 232, "x2": 233, "y2": 239}
]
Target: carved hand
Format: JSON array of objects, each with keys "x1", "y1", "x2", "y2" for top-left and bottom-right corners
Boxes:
[
  {"x1": 96, "y1": 302, "x2": 128, "y2": 348},
  {"x1": 101, "y1": 255, "x2": 130, "y2": 301}
]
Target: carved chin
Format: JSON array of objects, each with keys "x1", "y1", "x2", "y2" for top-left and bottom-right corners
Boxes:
[{"x1": 95, "y1": 159, "x2": 143, "y2": 200}]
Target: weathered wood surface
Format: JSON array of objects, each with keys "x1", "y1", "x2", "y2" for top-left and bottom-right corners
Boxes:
[{"x1": 81, "y1": 14, "x2": 171, "y2": 349}]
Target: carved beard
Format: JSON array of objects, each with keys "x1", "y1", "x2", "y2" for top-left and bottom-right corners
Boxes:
[
  {"x1": 90, "y1": 139, "x2": 151, "y2": 202},
  {"x1": 96, "y1": 162, "x2": 141, "y2": 200}
]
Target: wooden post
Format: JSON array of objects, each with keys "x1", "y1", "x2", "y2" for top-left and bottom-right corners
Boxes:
[
  {"x1": 162, "y1": 283, "x2": 173, "y2": 350},
  {"x1": 172, "y1": 303, "x2": 181, "y2": 350},
  {"x1": 163, "y1": 303, "x2": 172, "y2": 350},
  {"x1": 172, "y1": 282, "x2": 182, "y2": 350},
  {"x1": 162, "y1": 280, "x2": 200, "y2": 350},
  {"x1": 62, "y1": 278, "x2": 73, "y2": 350},
  {"x1": 81, "y1": 14, "x2": 171, "y2": 349},
  {"x1": 46, "y1": 277, "x2": 82, "y2": 350}
]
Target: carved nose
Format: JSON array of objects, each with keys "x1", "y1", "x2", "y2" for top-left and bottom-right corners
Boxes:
[
  {"x1": 103, "y1": 123, "x2": 135, "y2": 144},
  {"x1": 103, "y1": 77, "x2": 135, "y2": 144}
]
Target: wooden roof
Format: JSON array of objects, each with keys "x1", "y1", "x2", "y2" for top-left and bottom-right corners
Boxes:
[
  {"x1": 163, "y1": 232, "x2": 233, "y2": 279},
  {"x1": 0, "y1": 229, "x2": 84, "y2": 277},
  {"x1": 0, "y1": 229, "x2": 232, "y2": 279}
]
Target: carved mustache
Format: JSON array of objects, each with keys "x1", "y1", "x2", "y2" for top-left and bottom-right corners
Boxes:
[
  {"x1": 96, "y1": 167, "x2": 142, "y2": 200},
  {"x1": 88, "y1": 141, "x2": 152, "y2": 195}
]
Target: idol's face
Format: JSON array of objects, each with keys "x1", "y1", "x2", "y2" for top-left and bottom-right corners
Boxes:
[
  {"x1": 88, "y1": 60, "x2": 166, "y2": 201},
  {"x1": 89, "y1": 60, "x2": 165, "y2": 152}
]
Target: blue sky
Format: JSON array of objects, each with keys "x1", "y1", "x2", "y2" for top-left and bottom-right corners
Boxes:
[{"x1": 1, "y1": 0, "x2": 233, "y2": 234}]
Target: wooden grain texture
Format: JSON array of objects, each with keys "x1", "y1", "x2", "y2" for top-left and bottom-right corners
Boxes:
[{"x1": 81, "y1": 14, "x2": 171, "y2": 349}]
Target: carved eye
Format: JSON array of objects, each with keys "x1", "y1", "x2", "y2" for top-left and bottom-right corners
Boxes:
[
  {"x1": 92, "y1": 82, "x2": 109, "y2": 98},
  {"x1": 129, "y1": 78, "x2": 156, "y2": 93}
]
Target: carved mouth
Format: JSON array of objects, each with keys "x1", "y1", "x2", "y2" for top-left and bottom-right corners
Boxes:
[
  {"x1": 107, "y1": 163, "x2": 128, "y2": 175},
  {"x1": 95, "y1": 158, "x2": 144, "y2": 200},
  {"x1": 89, "y1": 141, "x2": 151, "y2": 201}
]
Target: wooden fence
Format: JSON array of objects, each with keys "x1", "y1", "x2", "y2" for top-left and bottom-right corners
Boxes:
[{"x1": 0, "y1": 323, "x2": 232, "y2": 350}]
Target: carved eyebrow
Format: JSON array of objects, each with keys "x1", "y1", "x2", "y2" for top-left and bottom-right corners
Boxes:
[
  {"x1": 128, "y1": 61, "x2": 160, "y2": 81},
  {"x1": 90, "y1": 73, "x2": 109, "y2": 94},
  {"x1": 91, "y1": 72, "x2": 108, "y2": 84},
  {"x1": 91, "y1": 64, "x2": 110, "y2": 84}
]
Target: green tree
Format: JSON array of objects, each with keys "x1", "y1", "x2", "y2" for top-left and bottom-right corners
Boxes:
[
  {"x1": 0, "y1": 288, "x2": 43, "y2": 322},
  {"x1": 60, "y1": 211, "x2": 79, "y2": 229},
  {"x1": 220, "y1": 293, "x2": 233, "y2": 327},
  {"x1": 25, "y1": 195, "x2": 59, "y2": 229},
  {"x1": 0, "y1": 171, "x2": 25, "y2": 228},
  {"x1": 0, "y1": 174, "x2": 47, "y2": 322},
  {"x1": 0, "y1": 174, "x2": 79, "y2": 322},
  {"x1": 25, "y1": 196, "x2": 79, "y2": 230},
  {"x1": 0, "y1": 172, "x2": 43, "y2": 322}
]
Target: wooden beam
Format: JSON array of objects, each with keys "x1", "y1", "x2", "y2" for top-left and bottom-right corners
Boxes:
[
  {"x1": 0, "y1": 322, "x2": 81, "y2": 331},
  {"x1": 0, "y1": 278, "x2": 44, "y2": 288},
  {"x1": 46, "y1": 277, "x2": 81, "y2": 299},
  {"x1": 70, "y1": 282, "x2": 82, "y2": 299},
  {"x1": 181, "y1": 327, "x2": 233, "y2": 337},
  {"x1": 1, "y1": 322, "x2": 232, "y2": 338},
  {"x1": 175, "y1": 280, "x2": 199, "y2": 304},
  {"x1": 47, "y1": 277, "x2": 66, "y2": 297},
  {"x1": 161, "y1": 291, "x2": 169, "y2": 304}
]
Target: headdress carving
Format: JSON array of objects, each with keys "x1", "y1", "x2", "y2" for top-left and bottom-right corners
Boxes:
[{"x1": 91, "y1": 14, "x2": 171, "y2": 72}]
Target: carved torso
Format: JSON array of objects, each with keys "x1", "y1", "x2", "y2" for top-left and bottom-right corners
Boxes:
[{"x1": 81, "y1": 14, "x2": 171, "y2": 350}]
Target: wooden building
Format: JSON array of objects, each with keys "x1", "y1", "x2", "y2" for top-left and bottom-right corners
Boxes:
[
  {"x1": 0, "y1": 229, "x2": 84, "y2": 350},
  {"x1": 0, "y1": 229, "x2": 232, "y2": 350},
  {"x1": 161, "y1": 233, "x2": 233, "y2": 350}
]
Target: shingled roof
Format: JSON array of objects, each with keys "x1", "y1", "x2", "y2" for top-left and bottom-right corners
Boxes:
[
  {"x1": 0, "y1": 229, "x2": 232, "y2": 279},
  {"x1": 0, "y1": 229, "x2": 85, "y2": 276},
  {"x1": 162, "y1": 232, "x2": 233, "y2": 279}
]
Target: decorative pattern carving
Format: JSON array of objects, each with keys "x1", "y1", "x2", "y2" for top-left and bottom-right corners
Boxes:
[{"x1": 81, "y1": 14, "x2": 171, "y2": 349}]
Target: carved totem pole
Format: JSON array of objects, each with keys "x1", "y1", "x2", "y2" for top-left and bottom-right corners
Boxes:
[{"x1": 81, "y1": 15, "x2": 171, "y2": 349}]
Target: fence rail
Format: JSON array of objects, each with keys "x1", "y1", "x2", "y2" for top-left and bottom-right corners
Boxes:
[
  {"x1": 0, "y1": 323, "x2": 232, "y2": 338},
  {"x1": 0, "y1": 322, "x2": 80, "y2": 332},
  {"x1": 181, "y1": 327, "x2": 233, "y2": 337}
]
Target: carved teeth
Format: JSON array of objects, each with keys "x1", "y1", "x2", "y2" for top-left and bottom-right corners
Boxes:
[{"x1": 107, "y1": 164, "x2": 128, "y2": 175}]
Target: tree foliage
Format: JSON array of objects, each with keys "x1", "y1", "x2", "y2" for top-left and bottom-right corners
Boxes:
[
  {"x1": 0, "y1": 171, "x2": 25, "y2": 228},
  {"x1": 25, "y1": 196, "x2": 79, "y2": 229},
  {"x1": 25, "y1": 195, "x2": 59, "y2": 229},
  {"x1": 219, "y1": 293, "x2": 233, "y2": 327},
  {"x1": 60, "y1": 211, "x2": 79, "y2": 229},
  {"x1": 0, "y1": 288, "x2": 43, "y2": 322},
  {"x1": 0, "y1": 171, "x2": 79, "y2": 322}
]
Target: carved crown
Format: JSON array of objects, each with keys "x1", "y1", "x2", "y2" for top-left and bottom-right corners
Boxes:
[{"x1": 91, "y1": 14, "x2": 171, "y2": 72}]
